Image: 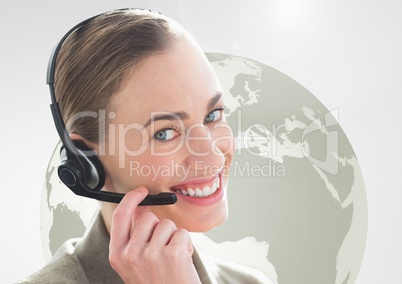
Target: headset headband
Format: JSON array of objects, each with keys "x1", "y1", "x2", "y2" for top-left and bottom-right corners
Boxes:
[{"x1": 46, "y1": 8, "x2": 176, "y2": 205}]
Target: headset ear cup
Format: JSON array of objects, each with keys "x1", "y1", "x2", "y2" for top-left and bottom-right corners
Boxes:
[
  {"x1": 72, "y1": 140, "x2": 105, "y2": 191},
  {"x1": 88, "y1": 154, "x2": 105, "y2": 190},
  {"x1": 58, "y1": 159, "x2": 83, "y2": 187},
  {"x1": 58, "y1": 140, "x2": 105, "y2": 192}
]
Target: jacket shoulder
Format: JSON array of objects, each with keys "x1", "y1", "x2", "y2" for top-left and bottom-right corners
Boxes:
[
  {"x1": 213, "y1": 256, "x2": 274, "y2": 284},
  {"x1": 16, "y1": 239, "x2": 88, "y2": 284}
]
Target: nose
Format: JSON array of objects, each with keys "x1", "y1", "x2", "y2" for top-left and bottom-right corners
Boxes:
[{"x1": 183, "y1": 124, "x2": 225, "y2": 175}]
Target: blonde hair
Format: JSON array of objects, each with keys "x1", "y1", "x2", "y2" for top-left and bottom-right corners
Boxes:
[{"x1": 55, "y1": 9, "x2": 185, "y2": 142}]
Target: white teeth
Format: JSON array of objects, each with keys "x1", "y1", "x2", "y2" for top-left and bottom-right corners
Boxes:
[
  {"x1": 203, "y1": 186, "x2": 212, "y2": 196},
  {"x1": 195, "y1": 187, "x2": 202, "y2": 197},
  {"x1": 187, "y1": 188, "x2": 195, "y2": 196},
  {"x1": 211, "y1": 182, "x2": 217, "y2": 193},
  {"x1": 173, "y1": 175, "x2": 221, "y2": 198}
]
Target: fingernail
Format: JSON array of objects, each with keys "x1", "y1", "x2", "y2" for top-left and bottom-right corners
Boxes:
[{"x1": 136, "y1": 186, "x2": 147, "y2": 193}]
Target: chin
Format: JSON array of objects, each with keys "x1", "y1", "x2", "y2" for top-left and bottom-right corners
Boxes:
[{"x1": 186, "y1": 208, "x2": 228, "y2": 233}]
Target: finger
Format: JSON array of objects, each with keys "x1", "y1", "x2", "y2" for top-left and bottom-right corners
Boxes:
[
  {"x1": 169, "y1": 229, "x2": 194, "y2": 255},
  {"x1": 130, "y1": 205, "x2": 153, "y2": 233},
  {"x1": 148, "y1": 219, "x2": 177, "y2": 246},
  {"x1": 129, "y1": 211, "x2": 160, "y2": 244},
  {"x1": 110, "y1": 187, "x2": 150, "y2": 250}
]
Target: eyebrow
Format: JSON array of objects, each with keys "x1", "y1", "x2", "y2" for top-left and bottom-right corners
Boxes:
[
  {"x1": 208, "y1": 92, "x2": 223, "y2": 110},
  {"x1": 143, "y1": 112, "x2": 188, "y2": 128},
  {"x1": 142, "y1": 92, "x2": 223, "y2": 128}
]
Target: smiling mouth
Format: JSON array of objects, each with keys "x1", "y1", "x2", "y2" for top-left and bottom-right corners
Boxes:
[{"x1": 170, "y1": 175, "x2": 221, "y2": 198}]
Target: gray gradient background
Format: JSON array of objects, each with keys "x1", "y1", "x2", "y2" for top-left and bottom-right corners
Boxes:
[{"x1": 0, "y1": 0, "x2": 400, "y2": 283}]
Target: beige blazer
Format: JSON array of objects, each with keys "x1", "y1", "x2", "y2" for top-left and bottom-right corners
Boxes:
[{"x1": 18, "y1": 213, "x2": 272, "y2": 284}]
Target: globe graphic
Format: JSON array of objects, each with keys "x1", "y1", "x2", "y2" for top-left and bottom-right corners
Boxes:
[{"x1": 41, "y1": 53, "x2": 367, "y2": 284}]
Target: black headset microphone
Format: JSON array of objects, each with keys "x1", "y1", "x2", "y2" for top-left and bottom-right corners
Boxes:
[{"x1": 46, "y1": 9, "x2": 177, "y2": 206}]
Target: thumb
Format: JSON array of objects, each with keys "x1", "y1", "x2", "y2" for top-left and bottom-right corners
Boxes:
[
  {"x1": 129, "y1": 187, "x2": 152, "y2": 237},
  {"x1": 110, "y1": 186, "x2": 151, "y2": 247}
]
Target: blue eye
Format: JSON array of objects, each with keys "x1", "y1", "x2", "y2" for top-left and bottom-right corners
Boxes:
[
  {"x1": 154, "y1": 128, "x2": 176, "y2": 141},
  {"x1": 205, "y1": 109, "x2": 222, "y2": 123}
]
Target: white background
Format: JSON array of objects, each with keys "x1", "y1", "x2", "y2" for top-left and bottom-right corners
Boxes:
[{"x1": 1, "y1": 0, "x2": 401, "y2": 283}]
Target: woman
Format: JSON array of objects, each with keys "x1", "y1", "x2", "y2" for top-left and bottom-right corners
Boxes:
[{"x1": 21, "y1": 8, "x2": 272, "y2": 283}]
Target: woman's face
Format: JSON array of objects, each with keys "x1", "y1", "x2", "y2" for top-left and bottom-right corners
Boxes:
[{"x1": 98, "y1": 38, "x2": 234, "y2": 232}]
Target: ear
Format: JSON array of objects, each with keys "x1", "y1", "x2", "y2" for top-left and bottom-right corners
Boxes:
[{"x1": 70, "y1": 133, "x2": 98, "y2": 152}]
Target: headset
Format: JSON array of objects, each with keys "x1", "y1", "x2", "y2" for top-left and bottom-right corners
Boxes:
[{"x1": 46, "y1": 8, "x2": 176, "y2": 205}]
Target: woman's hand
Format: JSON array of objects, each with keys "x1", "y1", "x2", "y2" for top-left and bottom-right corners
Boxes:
[{"x1": 108, "y1": 187, "x2": 201, "y2": 284}]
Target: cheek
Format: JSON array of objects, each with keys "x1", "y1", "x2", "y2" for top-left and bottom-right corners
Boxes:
[
  {"x1": 125, "y1": 153, "x2": 182, "y2": 189},
  {"x1": 211, "y1": 123, "x2": 235, "y2": 158}
]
